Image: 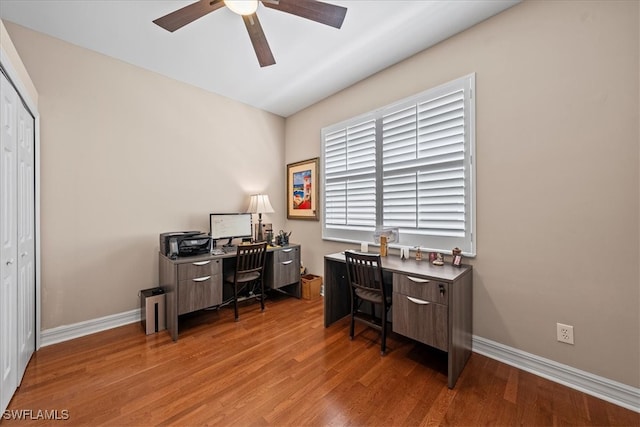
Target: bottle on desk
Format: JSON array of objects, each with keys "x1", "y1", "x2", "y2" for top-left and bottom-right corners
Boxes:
[{"x1": 415, "y1": 246, "x2": 422, "y2": 261}]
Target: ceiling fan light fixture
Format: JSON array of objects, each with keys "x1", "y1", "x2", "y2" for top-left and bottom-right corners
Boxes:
[
  {"x1": 224, "y1": 0, "x2": 259, "y2": 16},
  {"x1": 153, "y1": 0, "x2": 348, "y2": 67}
]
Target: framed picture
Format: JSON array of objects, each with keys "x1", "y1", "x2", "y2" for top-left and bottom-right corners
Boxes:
[
  {"x1": 453, "y1": 254, "x2": 463, "y2": 267},
  {"x1": 451, "y1": 247, "x2": 462, "y2": 267},
  {"x1": 287, "y1": 157, "x2": 319, "y2": 220}
]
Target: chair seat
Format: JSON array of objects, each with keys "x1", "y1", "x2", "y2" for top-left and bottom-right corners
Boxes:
[
  {"x1": 225, "y1": 271, "x2": 260, "y2": 284},
  {"x1": 355, "y1": 288, "x2": 390, "y2": 304}
]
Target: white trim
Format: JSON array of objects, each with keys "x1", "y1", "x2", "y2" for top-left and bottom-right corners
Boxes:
[
  {"x1": 0, "y1": 48, "x2": 37, "y2": 115},
  {"x1": 34, "y1": 115, "x2": 41, "y2": 350},
  {"x1": 1, "y1": 46, "x2": 41, "y2": 365},
  {"x1": 473, "y1": 335, "x2": 640, "y2": 413},
  {"x1": 40, "y1": 309, "x2": 141, "y2": 347},
  {"x1": 1, "y1": 46, "x2": 41, "y2": 352}
]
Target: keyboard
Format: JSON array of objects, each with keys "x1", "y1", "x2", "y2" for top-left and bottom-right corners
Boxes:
[{"x1": 212, "y1": 247, "x2": 236, "y2": 255}]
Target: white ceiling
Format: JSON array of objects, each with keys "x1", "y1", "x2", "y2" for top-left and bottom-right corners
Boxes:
[{"x1": 0, "y1": 0, "x2": 519, "y2": 117}]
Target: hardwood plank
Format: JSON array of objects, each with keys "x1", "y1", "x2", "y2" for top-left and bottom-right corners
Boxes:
[{"x1": 4, "y1": 295, "x2": 638, "y2": 426}]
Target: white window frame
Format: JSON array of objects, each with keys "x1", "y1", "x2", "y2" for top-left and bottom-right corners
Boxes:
[{"x1": 321, "y1": 74, "x2": 476, "y2": 256}]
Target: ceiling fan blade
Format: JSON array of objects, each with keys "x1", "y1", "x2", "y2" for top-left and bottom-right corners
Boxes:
[
  {"x1": 242, "y1": 13, "x2": 276, "y2": 67},
  {"x1": 153, "y1": 0, "x2": 225, "y2": 32},
  {"x1": 262, "y1": 0, "x2": 347, "y2": 29}
]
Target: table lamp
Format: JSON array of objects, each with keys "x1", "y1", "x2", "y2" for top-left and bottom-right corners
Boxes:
[{"x1": 247, "y1": 194, "x2": 274, "y2": 242}]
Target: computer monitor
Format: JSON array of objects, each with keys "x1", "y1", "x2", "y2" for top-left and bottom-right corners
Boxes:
[{"x1": 209, "y1": 213, "x2": 253, "y2": 246}]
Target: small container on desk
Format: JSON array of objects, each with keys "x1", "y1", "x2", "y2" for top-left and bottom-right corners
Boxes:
[{"x1": 380, "y1": 235, "x2": 388, "y2": 256}]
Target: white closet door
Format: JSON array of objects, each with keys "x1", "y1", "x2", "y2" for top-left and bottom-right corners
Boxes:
[
  {"x1": 16, "y1": 96, "x2": 34, "y2": 382},
  {"x1": 0, "y1": 72, "x2": 18, "y2": 412}
]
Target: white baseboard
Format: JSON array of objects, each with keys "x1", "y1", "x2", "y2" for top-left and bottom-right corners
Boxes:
[
  {"x1": 40, "y1": 308, "x2": 141, "y2": 347},
  {"x1": 473, "y1": 335, "x2": 640, "y2": 413},
  {"x1": 39, "y1": 312, "x2": 639, "y2": 413}
]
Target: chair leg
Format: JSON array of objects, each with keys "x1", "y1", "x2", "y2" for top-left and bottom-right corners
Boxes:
[
  {"x1": 349, "y1": 297, "x2": 356, "y2": 340},
  {"x1": 380, "y1": 306, "x2": 387, "y2": 356},
  {"x1": 260, "y1": 280, "x2": 265, "y2": 312},
  {"x1": 233, "y1": 283, "x2": 239, "y2": 321}
]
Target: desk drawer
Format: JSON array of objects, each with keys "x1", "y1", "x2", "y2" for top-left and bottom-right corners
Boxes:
[
  {"x1": 274, "y1": 246, "x2": 298, "y2": 263},
  {"x1": 270, "y1": 246, "x2": 300, "y2": 289},
  {"x1": 393, "y1": 273, "x2": 448, "y2": 305},
  {"x1": 178, "y1": 259, "x2": 220, "y2": 281},
  {"x1": 178, "y1": 274, "x2": 221, "y2": 315},
  {"x1": 392, "y1": 291, "x2": 448, "y2": 351}
]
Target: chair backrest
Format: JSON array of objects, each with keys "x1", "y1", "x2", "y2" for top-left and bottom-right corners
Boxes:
[
  {"x1": 235, "y1": 242, "x2": 268, "y2": 275},
  {"x1": 344, "y1": 250, "x2": 386, "y2": 299}
]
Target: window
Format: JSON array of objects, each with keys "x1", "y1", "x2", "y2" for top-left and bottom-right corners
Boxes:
[{"x1": 321, "y1": 74, "x2": 476, "y2": 255}]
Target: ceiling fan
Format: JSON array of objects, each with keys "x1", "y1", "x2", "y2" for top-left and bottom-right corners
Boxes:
[{"x1": 153, "y1": 0, "x2": 348, "y2": 67}]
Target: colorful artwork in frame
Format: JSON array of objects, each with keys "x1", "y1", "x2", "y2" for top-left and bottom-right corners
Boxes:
[{"x1": 287, "y1": 157, "x2": 319, "y2": 220}]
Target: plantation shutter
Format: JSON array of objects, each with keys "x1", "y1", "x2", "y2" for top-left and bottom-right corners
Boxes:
[
  {"x1": 382, "y1": 89, "x2": 466, "y2": 237},
  {"x1": 323, "y1": 118, "x2": 377, "y2": 240},
  {"x1": 321, "y1": 74, "x2": 475, "y2": 254}
]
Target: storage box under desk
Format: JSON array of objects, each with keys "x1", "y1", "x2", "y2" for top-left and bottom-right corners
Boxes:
[{"x1": 301, "y1": 274, "x2": 322, "y2": 300}]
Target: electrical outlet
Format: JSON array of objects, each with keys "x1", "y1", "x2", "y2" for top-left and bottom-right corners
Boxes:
[{"x1": 556, "y1": 323, "x2": 574, "y2": 344}]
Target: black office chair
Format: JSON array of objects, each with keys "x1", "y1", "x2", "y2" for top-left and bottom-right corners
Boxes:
[
  {"x1": 224, "y1": 242, "x2": 268, "y2": 321},
  {"x1": 344, "y1": 250, "x2": 392, "y2": 355}
]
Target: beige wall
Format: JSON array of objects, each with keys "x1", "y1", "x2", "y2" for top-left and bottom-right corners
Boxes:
[
  {"x1": 285, "y1": 0, "x2": 639, "y2": 387},
  {"x1": 4, "y1": 22, "x2": 286, "y2": 330}
]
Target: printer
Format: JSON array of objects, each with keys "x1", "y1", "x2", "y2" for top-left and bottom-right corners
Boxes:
[{"x1": 160, "y1": 231, "x2": 212, "y2": 259}]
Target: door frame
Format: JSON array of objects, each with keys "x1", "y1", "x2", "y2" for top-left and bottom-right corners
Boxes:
[{"x1": 1, "y1": 47, "x2": 41, "y2": 352}]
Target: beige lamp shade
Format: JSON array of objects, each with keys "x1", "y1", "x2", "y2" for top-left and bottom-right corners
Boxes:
[
  {"x1": 247, "y1": 194, "x2": 275, "y2": 214},
  {"x1": 247, "y1": 194, "x2": 274, "y2": 242}
]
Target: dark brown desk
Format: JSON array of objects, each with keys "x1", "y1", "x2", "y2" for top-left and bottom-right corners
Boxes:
[
  {"x1": 324, "y1": 252, "x2": 472, "y2": 388},
  {"x1": 160, "y1": 244, "x2": 300, "y2": 341}
]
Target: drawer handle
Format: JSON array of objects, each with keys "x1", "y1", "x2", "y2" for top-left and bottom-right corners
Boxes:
[
  {"x1": 192, "y1": 261, "x2": 211, "y2": 266},
  {"x1": 192, "y1": 276, "x2": 211, "y2": 282},
  {"x1": 280, "y1": 260, "x2": 293, "y2": 265},
  {"x1": 407, "y1": 276, "x2": 429, "y2": 283},
  {"x1": 282, "y1": 248, "x2": 293, "y2": 253},
  {"x1": 407, "y1": 296, "x2": 430, "y2": 305}
]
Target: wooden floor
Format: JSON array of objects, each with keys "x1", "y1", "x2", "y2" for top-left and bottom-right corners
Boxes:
[{"x1": 5, "y1": 294, "x2": 638, "y2": 426}]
